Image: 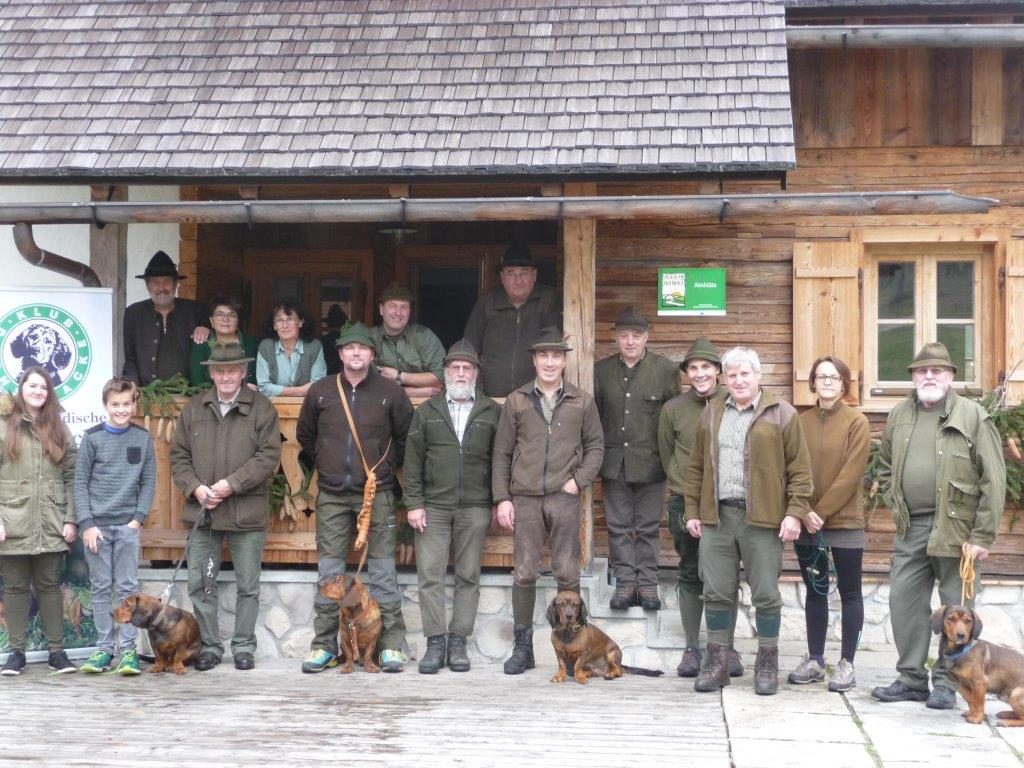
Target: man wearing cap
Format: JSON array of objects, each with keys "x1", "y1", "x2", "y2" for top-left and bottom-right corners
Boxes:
[
  {"x1": 871, "y1": 342, "x2": 1004, "y2": 709},
  {"x1": 404, "y1": 339, "x2": 501, "y2": 674},
  {"x1": 593, "y1": 306, "x2": 679, "y2": 611},
  {"x1": 492, "y1": 328, "x2": 604, "y2": 674},
  {"x1": 658, "y1": 338, "x2": 743, "y2": 679},
  {"x1": 296, "y1": 322, "x2": 414, "y2": 674},
  {"x1": 370, "y1": 283, "x2": 445, "y2": 399},
  {"x1": 464, "y1": 244, "x2": 562, "y2": 397},
  {"x1": 170, "y1": 341, "x2": 281, "y2": 671},
  {"x1": 123, "y1": 250, "x2": 211, "y2": 384}
]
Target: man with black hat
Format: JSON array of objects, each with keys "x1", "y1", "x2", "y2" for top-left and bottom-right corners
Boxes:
[
  {"x1": 296, "y1": 322, "x2": 414, "y2": 674},
  {"x1": 593, "y1": 306, "x2": 679, "y2": 611},
  {"x1": 492, "y1": 328, "x2": 604, "y2": 675},
  {"x1": 463, "y1": 244, "x2": 562, "y2": 397},
  {"x1": 871, "y1": 342, "x2": 1004, "y2": 709},
  {"x1": 404, "y1": 339, "x2": 501, "y2": 674},
  {"x1": 123, "y1": 250, "x2": 211, "y2": 384},
  {"x1": 169, "y1": 341, "x2": 281, "y2": 672},
  {"x1": 658, "y1": 338, "x2": 743, "y2": 678},
  {"x1": 370, "y1": 282, "x2": 445, "y2": 399}
]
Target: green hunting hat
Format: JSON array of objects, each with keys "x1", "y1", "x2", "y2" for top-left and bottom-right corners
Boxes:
[
  {"x1": 378, "y1": 282, "x2": 414, "y2": 304},
  {"x1": 530, "y1": 327, "x2": 572, "y2": 352},
  {"x1": 614, "y1": 305, "x2": 649, "y2": 332},
  {"x1": 136, "y1": 250, "x2": 184, "y2": 280},
  {"x1": 499, "y1": 243, "x2": 537, "y2": 270},
  {"x1": 907, "y1": 341, "x2": 957, "y2": 374},
  {"x1": 200, "y1": 340, "x2": 254, "y2": 366},
  {"x1": 443, "y1": 339, "x2": 480, "y2": 367},
  {"x1": 335, "y1": 321, "x2": 376, "y2": 351},
  {"x1": 681, "y1": 337, "x2": 722, "y2": 370}
]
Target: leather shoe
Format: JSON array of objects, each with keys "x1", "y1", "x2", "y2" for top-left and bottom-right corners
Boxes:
[
  {"x1": 926, "y1": 685, "x2": 957, "y2": 710},
  {"x1": 233, "y1": 652, "x2": 255, "y2": 671},
  {"x1": 870, "y1": 679, "x2": 928, "y2": 703},
  {"x1": 195, "y1": 652, "x2": 221, "y2": 672}
]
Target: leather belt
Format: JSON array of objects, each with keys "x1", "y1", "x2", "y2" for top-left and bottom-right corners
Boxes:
[{"x1": 719, "y1": 499, "x2": 747, "y2": 510}]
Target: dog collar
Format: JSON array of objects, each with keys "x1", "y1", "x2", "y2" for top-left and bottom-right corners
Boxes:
[{"x1": 944, "y1": 640, "x2": 976, "y2": 661}]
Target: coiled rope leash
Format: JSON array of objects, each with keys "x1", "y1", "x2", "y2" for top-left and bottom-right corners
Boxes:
[{"x1": 960, "y1": 543, "x2": 977, "y2": 607}]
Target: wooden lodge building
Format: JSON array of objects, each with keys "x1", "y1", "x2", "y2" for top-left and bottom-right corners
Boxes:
[{"x1": 0, "y1": 0, "x2": 1023, "y2": 576}]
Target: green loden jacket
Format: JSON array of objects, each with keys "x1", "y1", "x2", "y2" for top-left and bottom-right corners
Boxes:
[{"x1": 658, "y1": 384, "x2": 727, "y2": 498}]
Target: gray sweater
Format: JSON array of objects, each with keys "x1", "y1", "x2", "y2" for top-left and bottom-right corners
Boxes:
[{"x1": 73, "y1": 423, "x2": 157, "y2": 530}]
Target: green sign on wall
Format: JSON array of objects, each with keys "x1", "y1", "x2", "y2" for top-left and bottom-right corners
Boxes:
[{"x1": 657, "y1": 268, "x2": 727, "y2": 316}]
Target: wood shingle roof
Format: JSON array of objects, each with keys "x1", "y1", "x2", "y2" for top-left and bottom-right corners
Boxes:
[{"x1": 0, "y1": 1, "x2": 795, "y2": 180}]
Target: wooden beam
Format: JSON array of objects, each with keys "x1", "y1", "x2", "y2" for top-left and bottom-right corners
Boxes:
[
  {"x1": 90, "y1": 185, "x2": 128, "y2": 377},
  {"x1": 788, "y1": 24, "x2": 1024, "y2": 49},
  {"x1": 972, "y1": 49, "x2": 1005, "y2": 145}
]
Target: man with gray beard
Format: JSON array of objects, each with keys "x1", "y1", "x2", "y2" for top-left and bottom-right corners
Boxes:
[
  {"x1": 403, "y1": 340, "x2": 502, "y2": 674},
  {"x1": 871, "y1": 342, "x2": 1004, "y2": 709}
]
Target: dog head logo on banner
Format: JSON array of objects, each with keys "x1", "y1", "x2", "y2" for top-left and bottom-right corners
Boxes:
[{"x1": 0, "y1": 304, "x2": 91, "y2": 399}]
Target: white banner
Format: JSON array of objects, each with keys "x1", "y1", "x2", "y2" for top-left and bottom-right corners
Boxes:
[{"x1": 0, "y1": 286, "x2": 113, "y2": 444}]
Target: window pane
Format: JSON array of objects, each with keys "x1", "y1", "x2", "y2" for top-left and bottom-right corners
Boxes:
[
  {"x1": 878, "y1": 262, "x2": 914, "y2": 319},
  {"x1": 878, "y1": 324, "x2": 915, "y2": 381},
  {"x1": 272, "y1": 277, "x2": 303, "y2": 304},
  {"x1": 937, "y1": 323, "x2": 974, "y2": 383},
  {"x1": 936, "y1": 262, "x2": 973, "y2": 320}
]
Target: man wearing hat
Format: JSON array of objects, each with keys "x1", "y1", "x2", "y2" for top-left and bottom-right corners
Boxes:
[
  {"x1": 403, "y1": 339, "x2": 501, "y2": 673},
  {"x1": 123, "y1": 250, "x2": 211, "y2": 384},
  {"x1": 658, "y1": 338, "x2": 743, "y2": 678},
  {"x1": 296, "y1": 322, "x2": 414, "y2": 674},
  {"x1": 593, "y1": 306, "x2": 679, "y2": 611},
  {"x1": 169, "y1": 341, "x2": 281, "y2": 671},
  {"x1": 871, "y1": 342, "x2": 1004, "y2": 709},
  {"x1": 492, "y1": 328, "x2": 604, "y2": 674},
  {"x1": 370, "y1": 283, "x2": 445, "y2": 399},
  {"x1": 464, "y1": 244, "x2": 562, "y2": 397}
]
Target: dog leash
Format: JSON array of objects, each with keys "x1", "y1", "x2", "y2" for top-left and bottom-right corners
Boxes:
[
  {"x1": 960, "y1": 543, "x2": 977, "y2": 606},
  {"x1": 159, "y1": 501, "x2": 210, "y2": 609}
]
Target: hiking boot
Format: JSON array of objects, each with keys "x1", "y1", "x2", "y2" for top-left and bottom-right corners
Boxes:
[
  {"x1": 828, "y1": 658, "x2": 856, "y2": 693},
  {"x1": 728, "y1": 649, "x2": 745, "y2": 677},
  {"x1": 81, "y1": 650, "x2": 114, "y2": 674},
  {"x1": 609, "y1": 583, "x2": 638, "y2": 610},
  {"x1": 676, "y1": 647, "x2": 702, "y2": 678},
  {"x1": 301, "y1": 649, "x2": 338, "y2": 674},
  {"x1": 1, "y1": 650, "x2": 26, "y2": 676},
  {"x1": 753, "y1": 645, "x2": 779, "y2": 696},
  {"x1": 418, "y1": 635, "x2": 447, "y2": 674},
  {"x1": 926, "y1": 685, "x2": 957, "y2": 710},
  {"x1": 48, "y1": 650, "x2": 78, "y2": 674},
  {"x1": 787, "y1": 654, "x2": 825, "y2": 685},
  {"x1": 115, "y1": 650, "x2": 142, "y2": 676},
  {"x1": 503, "y1": 625, "x2": 535, "y2": 675},
  {"x1": 694, "y1": 642, "x2": 729, "y2": 692},
  {"x1": 870, "y1": 679, "x2": 928, "y2": 703},
  {"x1": 638, "y1": 585, "x2": 661, "y2": 611},
  {"x1": 379, "y1": 649, "x2": 408, "y2": 673},
  {"x1": 447, "y1": 633, "x2": 470, "y2": 672}
]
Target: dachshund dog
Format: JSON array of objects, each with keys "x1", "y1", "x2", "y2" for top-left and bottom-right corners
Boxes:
[
  {"x1": 546, "y1": 591, "x2": 663, "y2": 684},
  {"x1": 319, "y1": 575, "x2": 382, "y2": 674},
  {"x1": 113, "y1": 593, "x2": 201, "y2": 675},
  {"x1": 931, "y1": 605, "x2": 1024, "y2": 726}
]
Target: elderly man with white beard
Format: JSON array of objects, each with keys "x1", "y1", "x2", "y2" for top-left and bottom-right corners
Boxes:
[
  {"x1": 403, "y1": 340, "x2": 502, "y2": 674},
  {"x1": 871, "y1": 342, "x2": 1005, "y2": 710}
]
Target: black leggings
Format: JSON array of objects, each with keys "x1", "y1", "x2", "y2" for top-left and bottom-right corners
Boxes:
[{"x1": 797, "y1": 545, "x2": 864, "y2": 663}]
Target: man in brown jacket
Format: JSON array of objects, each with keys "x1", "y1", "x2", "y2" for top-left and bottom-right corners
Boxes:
[
  {"x1": 492, "y1": 328, "x2": 604, "y2": 674},
  {"x1": 170, "y1": 341, "x2": 282, "y2": 672}
]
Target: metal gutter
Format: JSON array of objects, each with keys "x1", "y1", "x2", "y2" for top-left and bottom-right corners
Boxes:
[{"x1": 788, "y1": 24, "x2": 1024, "y2": 48}]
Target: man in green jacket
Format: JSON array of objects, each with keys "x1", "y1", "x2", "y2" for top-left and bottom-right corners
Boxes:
[
  {"x1": 370, "y1": 282, "x2": 445, "y2": 399},
  {"x1": 594, "y1": 306, "x2": 679, "y2": 610},
  {"x1": 684, "y1": 346, "x2": 812, "y2": 696},
  {"x1": 170, "y1": 341, "x2": 282, "y2": 672},
  {"x1": 871, "y1": 342, "x2": 1005, "y2": 710},
  {"x1": 492, "y1": 328, "x2": 604, "y2": 674},
  {"x1": 404, "y1": 339, "x2": 501, "y2": 674}
]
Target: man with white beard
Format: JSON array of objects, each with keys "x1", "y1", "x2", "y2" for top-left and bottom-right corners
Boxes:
[
  {"x1": 403, "y1": 340, "x2": 501, "y2": 674},
  {"x1": 871, "y1": 342, "x2": 1004, "y2": 710}
]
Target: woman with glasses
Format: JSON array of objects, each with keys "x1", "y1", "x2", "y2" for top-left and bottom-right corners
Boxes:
[
  {"x1": 786, "y1": 356, "x2": 870, "y2": 693},
  {"x1": 255, "y1": 301, "x2": 326, "y2": 398},
  {"x1": 189, "y1": 296, "x2": 260, "y2": 387}
]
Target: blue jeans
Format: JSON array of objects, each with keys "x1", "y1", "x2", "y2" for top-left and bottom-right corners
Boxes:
[{"x1": 82, "y1": 523, "x2": 141, "y2": 653}]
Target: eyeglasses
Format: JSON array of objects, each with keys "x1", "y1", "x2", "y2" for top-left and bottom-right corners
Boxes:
[
  {"x1": 814, "y1": 374, "x2": 841, "y2": 383},
  {"x1": 273, "y1": 317, "x2": 299, "y2": 326},
  {"x1": 212, "y1": 312, "x2": 238, "y2": 321}
]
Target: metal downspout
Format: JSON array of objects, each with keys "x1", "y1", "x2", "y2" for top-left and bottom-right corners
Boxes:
[{"x1": 12, "y1": 222, "x2": 101, "y2": 287}]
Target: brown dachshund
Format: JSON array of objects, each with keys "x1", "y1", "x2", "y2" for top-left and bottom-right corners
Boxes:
[
  {"x1": 546, "y1": 591, "x2": 663, "y2": 684},
  {"x1": 319, "y1": 575, "x2": 382, "y2": 674},
  {"x1": 931, "y1": 605, "x2": 1024, "y2": 726},
  {"x1": 113, "y1": 593, "x2": 201, "y2": 675}
]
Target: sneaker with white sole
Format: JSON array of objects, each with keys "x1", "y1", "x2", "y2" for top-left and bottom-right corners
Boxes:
[
  {"x1": 828, "y1": 658, "x2": 856, "y2": 692},
  {"x1": 787, "y1": 654, "x2": 825, "y2": 685},
  {"x1": 300, "y1": 649, "x2": 338, "y2": 674},
  {"x1": 1, "y1": 650, "x2": 27, "y2": 676},
  {"x1": 48, "y1": 650, "x2": 78, "y2": 674},
  {"x1": 116, "y1": 650, "x2": 142, "y2": 676},
  {"x1": 81, "y1": 650, "x2": 114, "y2": 674},
  {"x1": 379, "y1": 649, "x2": 408, "y2": 673}
]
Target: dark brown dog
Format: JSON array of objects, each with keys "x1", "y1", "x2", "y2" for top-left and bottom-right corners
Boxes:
[
  {"x1": 113, "y1": 593, "x2": 201, "y2": 675},
  {"x1": 546, "y1": 591, "x2": 663, "y2": 684},
  {"x1": 319, "y1": 575, "x2": 382, "y2": 674},
  {"x1": 931, "y1": 605, "x2": 1024, "y2": 726}
]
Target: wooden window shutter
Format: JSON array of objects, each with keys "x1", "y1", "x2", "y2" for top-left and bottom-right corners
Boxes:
[
  {"x1": 792, "y1": 243, "x2": 862, "y2": 407},
  {"x1": 1006, "y1": 240, "x2": 1024, "y2": 405}
]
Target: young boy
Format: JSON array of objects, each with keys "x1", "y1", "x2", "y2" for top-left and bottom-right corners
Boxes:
[{"x1": 73, "y1": 378, "x2": 156, "y2": 675}]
